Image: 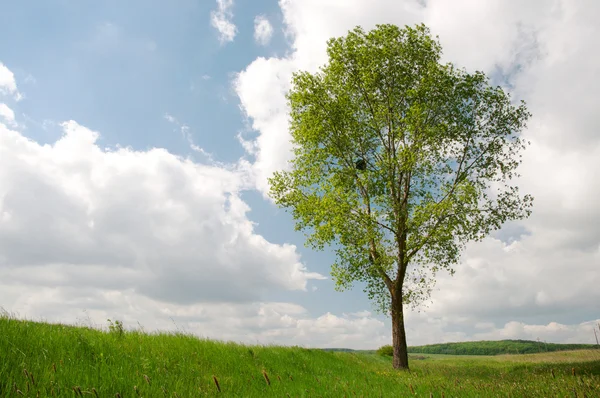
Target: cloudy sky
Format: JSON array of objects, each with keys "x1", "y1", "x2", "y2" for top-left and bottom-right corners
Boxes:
[{"x1": 1, "y1": 0, "x2": 598, "y2": 349}]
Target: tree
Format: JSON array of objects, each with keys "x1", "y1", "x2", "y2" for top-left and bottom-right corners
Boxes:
[{"x1": 268, "y1": 24, "x2": 533, "y2": 370}]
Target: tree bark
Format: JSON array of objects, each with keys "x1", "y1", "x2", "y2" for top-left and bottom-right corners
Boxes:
[{"x1": 391, "y1": 292, "x2": 409, "y2": 370}]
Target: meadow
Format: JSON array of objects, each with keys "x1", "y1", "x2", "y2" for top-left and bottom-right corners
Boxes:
[{"x1": 1, "y1": 315, "x2": 599, "y2": 397}]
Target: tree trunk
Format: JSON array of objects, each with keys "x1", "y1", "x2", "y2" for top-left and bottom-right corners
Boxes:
[{"x1": 391, "y1": 293, "x2": 409, "y2": 370}]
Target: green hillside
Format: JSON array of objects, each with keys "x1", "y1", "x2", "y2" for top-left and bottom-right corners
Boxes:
[
  {"x1": 1, "y1": 316, "x2": 599, "y2": 397},
  {"x1": 407, "y1": 339, "x2": 598, "y2": 356}
]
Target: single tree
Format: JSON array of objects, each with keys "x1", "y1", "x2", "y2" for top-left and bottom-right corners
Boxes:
[{"x1": 269, "y1": 24, "x2": 533, "y2": 370}]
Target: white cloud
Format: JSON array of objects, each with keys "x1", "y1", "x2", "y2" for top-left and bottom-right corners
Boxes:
[
  {"x1": 0, "y1": 121, "x2": 325, "y2": 309},
  {"x1": 211, "y1": 0, "x2": 237, "y2": 44},
  {"x1": 1, "y1": 280, "x2": 389, "y2": 348},
  {"x1": 421, "y1": 0, "x2": 548, "y2": 72},
  {"x1": 423, "y1": 235, "x2": 600, "y2": 327},
  {"x1": 403, "y1": 311, "x2": 600, "y2": 346},
  {"x1": 0, "y1": 62, "x2": 22, "y2": 101},
  {"x1": 233, "y1": 0, "x2": 600, "y2": 345},
  {"x1": 472, "y1": 320, "x2": 600, "y2": 345},
  {"x1": 254, "y1": 15, "x2": 274, "y2": 46},
  {"x1": 0, "y1": 103, "x2": 15, "y2": 126},
  {"x1": 4, "y1": 277, "x2": 596, "y2": 347},
  {"x1": 234, "y1": 57, "x2": 296, "y2": 194}
]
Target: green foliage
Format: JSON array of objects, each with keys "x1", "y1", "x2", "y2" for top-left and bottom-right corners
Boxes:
[
  {"x1": 377, "y1": 344, "x2": 394, "y2": 357},
  {"x1": 1, "y1": 316, "x2": 599, "y2": 397},
  {"x1": 269, "y1": 23, "x2": 533, "y2": 316},
  {"x1": 408, "y1": 340, "x2": 599, "y2": 356}
]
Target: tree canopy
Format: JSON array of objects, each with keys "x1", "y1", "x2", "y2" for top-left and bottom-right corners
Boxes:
[{"x1": 269, "y1": 23, "x2": 533, "y2": 369}]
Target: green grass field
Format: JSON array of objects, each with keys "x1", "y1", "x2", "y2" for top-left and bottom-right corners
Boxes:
[{"x1": 1, "y1": 316, "x2": 599, "y2": 397}]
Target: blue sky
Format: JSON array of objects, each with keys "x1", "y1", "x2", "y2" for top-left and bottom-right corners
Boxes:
[
  {"x1": 2, "y1": 0, "x2": 267, "y2": 157},
  {"x1": 1, "y1": 0, "x2": 599, "y2": 348}
]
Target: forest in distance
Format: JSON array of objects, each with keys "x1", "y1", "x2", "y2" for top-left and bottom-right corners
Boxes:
[{"x1": 321, "y1": 339, "x2": 599, "y2": 356}]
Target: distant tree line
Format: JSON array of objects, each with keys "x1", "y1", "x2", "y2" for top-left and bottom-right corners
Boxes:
[
  {"x1": 321, "y1": 348, "x2": 356, "y2": 353},
  {"x1": 402, "y1": 340, "x2": 597, "y2": 356}
]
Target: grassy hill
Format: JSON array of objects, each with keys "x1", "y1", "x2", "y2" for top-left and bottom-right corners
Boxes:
[
  {"x1": 406, "y1": 339, "x2": 598, "y2": 356},
  {"x1": 1, "y1": 316, "x2": 600, "y2": 397}
]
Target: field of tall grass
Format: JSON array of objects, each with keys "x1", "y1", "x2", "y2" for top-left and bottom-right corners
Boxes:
[{"x1": 1, "y1": 315, "x2": 599, "y2": 397}]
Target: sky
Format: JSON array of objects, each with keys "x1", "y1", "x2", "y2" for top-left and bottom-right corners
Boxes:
[{"x1": 0, "y1": 0, "x2": 599, "y2": 349}]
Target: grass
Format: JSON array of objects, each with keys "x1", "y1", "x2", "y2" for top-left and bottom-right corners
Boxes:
[{"x1": 1, "y1": 315, "x2": 599, "y2": 397}]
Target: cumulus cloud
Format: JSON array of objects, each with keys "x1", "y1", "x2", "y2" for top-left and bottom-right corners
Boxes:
[
  {"x1": 422, "y1": 235, "x2": 600, "y2": 329},
  {"x1": 0, "y1": 120, "x2": 325, "y2": 308},
  {"x1": 1, "y1": 282, "x2": 389, "y2": 348},
  {"x1": 0, "y1": 103, "x2": 15, "y2": 126},
  {"x1": 473, "y1": 320, "x2": 600, "y2": 345},
  {"x1": 403, "y1": 311, "x2": 600, "y2": 346},
  {"x1": 421, "y1": 0, "x2": 547, "y2": 72},
  {"x1": 3, "y1": 277, "x2": 596, "y2": 348},
  {"x1": 254, "y1": 15, "x2": 274, "y2": 46},
  {"x1": 233, "y1": 0, "x2": 600, "y2": 345},
  {"x1": 0, "y1": 62, "x2": 21, "y2": 100},
  {"x1": 211, "y1": 0, "x2": 237, "y2": 44},
  {"x1": 234, "y1": 57, "x2": 296, "y2": 194}
]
